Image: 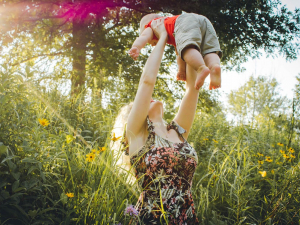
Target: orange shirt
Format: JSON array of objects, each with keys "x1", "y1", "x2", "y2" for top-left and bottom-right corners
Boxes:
[{"x1": 145, "y1": 15, "x2": 180, "y2": 46}]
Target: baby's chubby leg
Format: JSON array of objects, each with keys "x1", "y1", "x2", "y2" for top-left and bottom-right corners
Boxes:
[
  {"x1": 182, "y1": 48, "x2": 210, "y2": 90},
  {"x1": 203, "y1": 53, "x2": 221, "y2": 90},
  {"x1": 176, "y1": 55, "x2": 186, "y2": 81}
]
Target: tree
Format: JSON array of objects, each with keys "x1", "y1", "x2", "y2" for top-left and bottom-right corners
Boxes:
[
  {"x1": 0, "y1": 0, "x2": 299, "y2": 101},
  {"x1": 228, "y1": 75, "x2": 288, "y2": 125}
]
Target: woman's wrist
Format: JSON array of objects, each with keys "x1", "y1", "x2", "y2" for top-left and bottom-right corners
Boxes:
[
  {"x1": 160, "y1": 33, "x2": 168, "y2": 40},
  {"x1": 157, "y1": 33, "x2": 168, "y2": 45}
]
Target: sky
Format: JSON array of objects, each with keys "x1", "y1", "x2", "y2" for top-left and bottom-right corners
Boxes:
[{"x1": 214, "y1": 0, "x2": 300, "y2": 103}]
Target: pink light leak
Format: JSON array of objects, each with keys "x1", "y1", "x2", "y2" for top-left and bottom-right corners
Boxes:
[{"x1": 0, "y1": 0, "x2": 121, "y2": 25}]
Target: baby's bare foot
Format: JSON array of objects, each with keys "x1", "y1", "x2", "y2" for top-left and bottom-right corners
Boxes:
[
  {"x1": 176, "y1": 71, "x2": 186, "y2": 81},
  {"x1": 209, "y1": 64, "x2": 221, "y2": 90},
  {"x1": 195, "y1": 65, "x2": 210, "y2": 90}
]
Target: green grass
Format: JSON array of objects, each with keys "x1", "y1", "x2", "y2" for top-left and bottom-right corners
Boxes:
[{"x1": 0, "y1": 71, "x2": 299, "y2": 225}]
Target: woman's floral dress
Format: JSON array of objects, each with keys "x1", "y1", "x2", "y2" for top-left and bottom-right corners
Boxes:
[{"x1": 123, "y1": 117, "x2": 200, "y2": 225}]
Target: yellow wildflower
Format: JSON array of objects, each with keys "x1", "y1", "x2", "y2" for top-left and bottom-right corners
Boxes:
[
  {"x1": 212, "y1": 139, "x2": 218, "y2": 143},
  {"x1": 265, "y1": 158, "x2": 273, "y2": 162},
  {"x1": 111, "y1": 133, "x2": 122, "y2": 142},
  {"x1": 257, "y1": 153, "x2": 264, "y2": 157},
  {"x1": 276, "y1": 162, "x2": 283, "y2": 165},
  {"x1": 290, "y1": 154, "x2": 295, "y2": 159},
  {"x1": 259, "y1": 171, "x2": 267, "y2": 177},
  {"x1": 92, "y1": 149, "x2": 97, "y2": 154},
  {"x1": 66, "y1": 193, "x2": 74, "y2": 198},
  {"x1": 66, "y1": 135, "x2": 74, "y2": 144},
  {"x1": 99, "y1": 147, "x2": 106, "y2": 152},
  {"x1": 277, "y1": 143, "x2": 284, "y2": 147},
  {"x1": 86, "y1": 153, "x2": 95, "y2": 162},
  {"x1": 271, "y1": 169, "x2": 275, "y2": 174},
  {"x1": 203, "y1": 138, "x2": 209, "y2": 141},
  {"x1": 258, "y1": 160, "x2": 264, "y2": 165},
  {"x1": 280, "y1": 150, "x2": 285, "y2": 154},
  {"x1": 283, "y1": 154, "x2": 289, "y2": 159},
  {"x1": 288, "y1": 148, "x2": 295, "y2": 153},
  {"x1": 38, "y1": 118, "x2": 49, "y2": 127}
]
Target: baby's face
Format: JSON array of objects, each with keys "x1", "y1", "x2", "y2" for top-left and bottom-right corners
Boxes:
[{"x1": 149, "y1": 39, "x2": 158, "y2": 46}]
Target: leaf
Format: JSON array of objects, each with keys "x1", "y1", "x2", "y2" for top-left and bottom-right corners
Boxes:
[
  {"x1": 0, "y1": 95, "x2": 10, "y2": 105},
  {"x1": 21, "y1": 158, "x2": 39, "y2": 163},
  {"x1": 28, "y1": 166, "x2": 38, "y2": 174},
  {"x1": 13, "y1": 187, "x2": 26, "y2": 193},
  {"x1": 40, "y1": 171, "x2": 46, "y2": 182},
  {"x1": 0, "y1": 181, "x2": 7, "y2": 189},
  {"x1": 83, "y1": 130, "x2": 92, "y2": 133},
  {"x1": 11, "y1": 172, "x2": 21, "y2": 180},
  {"x1": 14, "y1": 74, "x2": 24, "y2": 82},
  {"x1": 12, "y1": 180, "x2": 20, "y2": 193},
  {"x1": 0, "y1": 190, "x2": 10, "y2": 200},
  {"x1": 28, "y1": 209, "x2": 38, "y2": 218},
  {"x1": 60, "y1": 192, "x2": 68, "y2": 205},
  {"x1": 264, "y1": 195, "x2": 268, "y2": 204},
  {"x1": 0, "y1": 144, "x2": 7, "y2": 156},
  {"x1": 25, "y1": 66, "x2": 31, "y2": 77},
  {"x1": 1, "y1": 156, "x2": 15, "y2": 163},
  {"x1": 7, "y1": 160, "x2": 17, "y2": 171}
]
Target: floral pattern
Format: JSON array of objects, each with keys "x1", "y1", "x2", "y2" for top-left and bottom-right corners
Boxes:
[{"x1": 123, "y1": 117, "x2": 200, "y2": 224}]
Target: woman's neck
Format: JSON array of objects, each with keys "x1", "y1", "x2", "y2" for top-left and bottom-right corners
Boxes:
[{"x1": 149, "y1": 116, "x2": 166, "y2": 130}]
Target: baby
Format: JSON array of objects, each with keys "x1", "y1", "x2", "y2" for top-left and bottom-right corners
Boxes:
[{"x1": 129, "y1": 13, "x2": 222, "y2": 90}]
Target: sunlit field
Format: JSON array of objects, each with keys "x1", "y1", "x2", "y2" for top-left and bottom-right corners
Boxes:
[
  {"x1": 1, "y1": 66, "x2": 299, "y2": 224},
  {"x1": 1, "y1": 0, "x2": 300, "y2": 224}
]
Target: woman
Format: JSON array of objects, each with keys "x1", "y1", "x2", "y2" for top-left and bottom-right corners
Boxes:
[{"x1": 124, "y1": 19, "x2": 200, "y2": 224}]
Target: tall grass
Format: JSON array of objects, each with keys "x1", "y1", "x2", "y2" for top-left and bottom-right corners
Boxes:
[{"x1": 0, "y1": 69, "x2": 299, "y2": 224}]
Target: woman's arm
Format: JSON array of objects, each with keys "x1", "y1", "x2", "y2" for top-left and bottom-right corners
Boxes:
[
  {"x1": 174, "y1": 65, "x2": 200, "y2": 139},
  {"x1": 126, "y1": 19, "x2": 168, "y2": 139}
]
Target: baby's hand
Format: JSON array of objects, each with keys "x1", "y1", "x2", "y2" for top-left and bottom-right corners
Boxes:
[{"x1": 128, "y1": 47, "x2": 140, "y2": 60}]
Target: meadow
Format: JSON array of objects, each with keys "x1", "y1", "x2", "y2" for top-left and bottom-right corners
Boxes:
[
  {"x1": 1, "y1": 0, "x2": 300, "y2": 223},
  {"x1": 0, "y1": 65, "x2": 299, "y2": 225}
]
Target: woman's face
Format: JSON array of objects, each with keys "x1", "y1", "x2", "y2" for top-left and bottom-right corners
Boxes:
[
  {"x1": 148, "y1": 99, "x2": 163, "y2": 117},
  {"x1": 149, "y1": 39, "x2": 158, "y2": 46}
]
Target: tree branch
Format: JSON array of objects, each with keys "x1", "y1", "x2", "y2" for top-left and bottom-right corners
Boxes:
[{"x1": 11, "y1": 52, "x2": 65, "y2": 67}]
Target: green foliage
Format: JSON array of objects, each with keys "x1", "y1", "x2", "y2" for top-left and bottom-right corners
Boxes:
[
  {"x1": 1, "y1": 67, "x2": 299, "y2": 224},
  {"x1": 228, "y1": 75, "x2": 289, "y2": 125},
  {"x1": 294, "y1": 73, "x2": 300, "y2": 121},
  {"x1": 0, "y1": 66, "x2": 135, "y2": 224},
  {"x1": 0, "y1": 66, "x2": 67, "y2": 224},
  {"x1": 189, "y1": 110, "x2": 300, "y2": 224},
  {"x1": 0, "y1": 0, "x2": 299, "y2": 102}
]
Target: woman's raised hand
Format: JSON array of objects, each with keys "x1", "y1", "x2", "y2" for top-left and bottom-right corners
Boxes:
[{"x1": 151, "y1": 18, "x2": 167, "y2": 40}]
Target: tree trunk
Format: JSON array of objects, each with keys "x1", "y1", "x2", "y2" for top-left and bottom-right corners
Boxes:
[{"x1": 71, "y1": 18, "x2": 87, "y2": 97}]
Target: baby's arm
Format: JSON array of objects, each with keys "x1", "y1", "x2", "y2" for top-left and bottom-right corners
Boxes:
[{"x1": 129, "y1": 27, "x2": 154, "y2": 60}]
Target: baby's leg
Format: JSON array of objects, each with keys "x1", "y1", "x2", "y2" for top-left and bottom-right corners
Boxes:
[
  {"x1": 176, "y1": 55, "x2": 186, "y2": 81},
  {"x1": 203, "y1": 53, "x2": 221, "y2": 90},
  {"x1": 182, "y1": 47, "x2": 210, "y2": 90}
]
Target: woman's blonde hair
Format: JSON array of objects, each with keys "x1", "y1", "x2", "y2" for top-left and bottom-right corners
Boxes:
[{"x1": 110, "y1": 102, "x2": 136, "y2": 184}]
